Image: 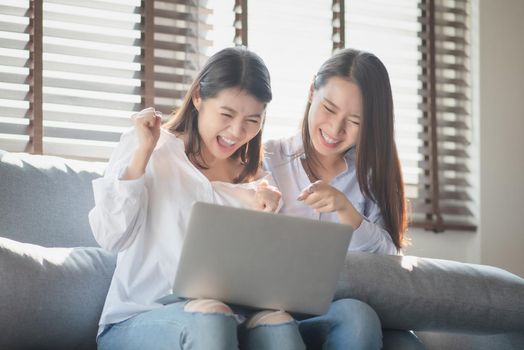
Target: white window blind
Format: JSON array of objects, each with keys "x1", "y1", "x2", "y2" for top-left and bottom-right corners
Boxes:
[
  {"x1": 0, "y1": 0, "x2": 211, "y2": 161},
  {"x1": 41, "y1": 0, "x2": 142, "y2": 160},
  {"x1": 0, "y1": 0, "x2": 35, "y2": 152}
]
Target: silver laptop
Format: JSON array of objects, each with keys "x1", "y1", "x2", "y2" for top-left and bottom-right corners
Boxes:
[{"x1": 171, "y1": 201, "x2": 353, "y2": 315}]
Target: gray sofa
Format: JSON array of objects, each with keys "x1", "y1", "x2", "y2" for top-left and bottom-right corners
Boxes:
[{"x1": 1, "y1": 149, "x2": 523, "y2": 350}]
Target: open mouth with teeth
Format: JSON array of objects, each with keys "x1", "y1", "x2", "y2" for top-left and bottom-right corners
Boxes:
[
  {"x1": 319, "y1": 129, "x2": 341, "y2": 148},
  {"x1": 216, "y1": 135, "x2": 238, "y2": 151}
]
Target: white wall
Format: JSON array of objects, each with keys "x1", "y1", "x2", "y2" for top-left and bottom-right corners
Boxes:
[
  {"x1": 478, "y1": 0, "x2": 524, "y2": 277},
  {"x1": 404, "y1": 0, "x2": 524, "y2": 278}
]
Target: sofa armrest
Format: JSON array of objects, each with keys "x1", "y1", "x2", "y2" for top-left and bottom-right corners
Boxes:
[{"x1": 335, "y1": 252, "x2": 524, "y2": 333}]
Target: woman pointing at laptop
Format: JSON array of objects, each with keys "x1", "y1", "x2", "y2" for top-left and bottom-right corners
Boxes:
[{"x1": 264, "y1": 48, "x2": 411, "y2": 349}]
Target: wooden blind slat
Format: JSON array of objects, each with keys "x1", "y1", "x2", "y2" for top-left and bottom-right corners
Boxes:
[
  {"x1": 418, "y1": 61, "x2": 469, "y2": 71},
  {"x1": 44, "y1": 125, "x2": 122, "y2": 142},
  {"x1": 0, "y1": 107, "x2": 30, "y2": 119},
  {"x1": 419, "y1": 119, "x2": 469, "y2": 129},
  {"x1": 44, "y1": 27, "x2": 141, "y2": 47},
  {"x1": 0, "y1": 5, "x2": 30, "y2": 17},
  {"x1": 0, "y1": 72, "x2": 29, "y2": 85},
  {"x1": 154, "y1": 40, "x2": 196, "y2": 53},
  {"x1": 418, "y1": 132, "x2": 470, "y2": 145},
  {"x1": 154, "y1": 88, "x2": 186, "y2": 99},
  {"x1": 0, "y1": 89, "x2": 30, "y2": 101},
  {"x1": 417, "y1": 3, "x2": 467, "y2": 16},
  {"x1": 0, "y1": 38, "x2": 30, "y2": 51},
  {"x1": 45, "y1": 0, "x2": 139, "y2": 14},
  {"x1": 44, "y1": 61, "x2": 142, "y2": 79},
  {"x1": 0, "y1": 55, "x2": 30, "y2": 68},
  {"x1": 155, "y1": 56, "x2": 196, "y2": 70},
  {"x1": 154, "y1": 24, "x2": 196, "y2": 37},
  {"x1": 0, "y1": 121, "x2": 28, "y2": 135},
  {"x1": 44, "y1": 110, "x2": 131, "y2": 127},
  {"x1": 418, "y1": 75, "x2": 469, "y2": 87},
  {"x1": 43, "y1": 139, "x2": 115, "y2": 160},
  {"x1": 416, "y1": 176, "x2": 470, "y2": 187},
  {"x1": 417, "y1": 104, "x2": 469, "y2": 115},
  {"x1": 44, "y1": 43, "x2": 142, "y2": 63},
  {"x1": 43, "y1": 11, "x2": 140, "y2": 30},
  {"x1": 0, "y1": 21, "x2": 29, "y2": 34},
  {"x1": 44, "y1": 77, "x2": 142, "y2": 95},
  {"x1": 419, "y1": 90, "x2": 469, "y2": 100},
  {"x1": 418, "y1": 17, "x2": 467, "y2": 29},
  {"x1": 418, "y1": 32, "x2": 467, "y2": 45},
  {"x1": 154, "y1": 72, "x2": 188, "y2": 84},
  {"x1": 44, "y1": 94, "x2": 141, "y2": 111},
  {"x1": 418, "y1": 146, "x2": 469, "y2": 158}
]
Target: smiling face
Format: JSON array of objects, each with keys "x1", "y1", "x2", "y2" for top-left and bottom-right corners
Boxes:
[
  {"x1": 307, "y1": 76, "x2": 363, "y2": 161},
  {"x1": 193, "y1": 86, "x2": 266, "y2": 163}
]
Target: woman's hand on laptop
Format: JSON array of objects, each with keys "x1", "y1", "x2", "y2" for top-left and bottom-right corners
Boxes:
[{"x1": 254, "y1": 180, "x2": 282, "y2": 213}]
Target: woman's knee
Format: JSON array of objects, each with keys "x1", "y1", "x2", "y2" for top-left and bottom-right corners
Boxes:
[
  {"x1": 183, "y1": 300, "x2": 238, "y2": 349},
  {"x1": 184, "y1": 299, "x2": 233, "y2": 314},
  {"x1": 246, "y1": 310, "x2": 294, "y2": 329},
  {"x1": 241, "y1": 311, "x2": 305, "y2": 350},
  {"x1": 330, "y1": 299, "x2": 381, "y2": 329}
]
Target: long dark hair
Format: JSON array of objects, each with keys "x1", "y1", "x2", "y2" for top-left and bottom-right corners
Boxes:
[
  {"x1": 164, "y1": 47, "x2": 272, "y2": 183},
  {"x1": 302, "y1": 48, "x2": 407, "y2": 250}
]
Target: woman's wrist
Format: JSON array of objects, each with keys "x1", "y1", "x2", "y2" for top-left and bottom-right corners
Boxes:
[
  {"x1": 121, "y1": 147, "x2": 153, "y2": 180},
  {"x1": 337, "y1": 197, "x2": 363, "y2": 229}
]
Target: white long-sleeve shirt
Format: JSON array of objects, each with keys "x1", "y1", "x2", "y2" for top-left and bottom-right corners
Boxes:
[
  {"x1": 263, "y1": 134, "x2": 398, "y2": 255},
  {"x1": 89, "y1": 128, "x2": 271, "y2": 335}
]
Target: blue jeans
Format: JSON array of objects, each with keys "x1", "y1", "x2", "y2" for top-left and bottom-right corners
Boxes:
[
  {"x1": 98, "y1": 298, "x2": 381, "y2": 350},
  {"x1": 298, "y1": 298, "x2": 383, "y2": 349},
  {"x1": 97, "y1": 301, "x2": 304, "y2": 350}
]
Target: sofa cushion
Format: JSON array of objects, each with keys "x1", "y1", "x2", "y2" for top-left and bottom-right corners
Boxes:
[
  {"x1": 0, "y1": 237, "x2": 116, "y2": 350},
  {"x1": 0, "y1": 150, "x2": 105, "y2": 247},
  {"x1": 335, "y1": 252, "x2": 524, "y2": 333}
]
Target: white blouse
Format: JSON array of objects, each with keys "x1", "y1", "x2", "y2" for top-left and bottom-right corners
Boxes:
[{"x1": 89, "y1": 128, "x2": 272, "y2": 335}]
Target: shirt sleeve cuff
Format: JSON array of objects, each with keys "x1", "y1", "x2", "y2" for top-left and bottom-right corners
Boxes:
[
  {"x1": 92, "y1": 174, "x2": 145, "y2": 204},
  {"x1": 350, "y1": 219, "x2": 398, "y2": 255}
]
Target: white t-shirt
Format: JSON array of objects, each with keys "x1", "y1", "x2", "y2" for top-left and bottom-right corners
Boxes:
[{"x1": 89, "y1": 128, "x2": 272, "y2": 335}]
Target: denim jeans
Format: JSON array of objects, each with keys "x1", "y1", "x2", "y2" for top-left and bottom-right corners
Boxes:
[
  {"x1": 298, "y1": 298, "x2": 382, "y2": 349},
  {"x1": 97, "y1": 301, "x2": 304, "y2": 350},
  {"x1": 98, "y1": 298, "x2": 382, "y2": 350}
]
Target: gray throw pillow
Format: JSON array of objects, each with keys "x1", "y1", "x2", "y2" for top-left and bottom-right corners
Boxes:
[
  {"x1": 335, "y1": 252, "x2": 524, "y2": 333},
  {"x1": 0, "y1": 150, "x2": 105, "y2": 247},
  {"x1": 0, "y1": 237, "x2": 116, "y2": 350}
]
